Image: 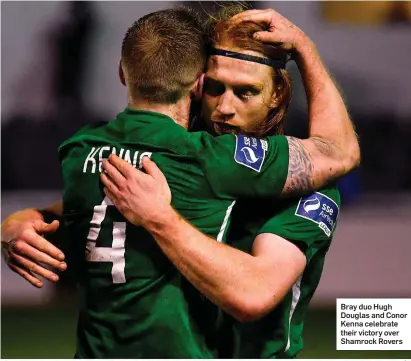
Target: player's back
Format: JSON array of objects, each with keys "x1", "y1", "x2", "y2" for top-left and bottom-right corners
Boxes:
[{"x1": 59, "y1": 108, "x2": 234, "y2": 358}]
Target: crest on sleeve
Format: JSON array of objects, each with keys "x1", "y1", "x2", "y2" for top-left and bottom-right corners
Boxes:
[
  {"x1": 295, "y1": 192, "x2": 339, "y2": 237},
  {"x1": 234, "y1": 135, "x2": 267, "y2": 172}
]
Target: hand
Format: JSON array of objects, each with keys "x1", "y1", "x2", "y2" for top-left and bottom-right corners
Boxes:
[
  {"x1": 1, "y1": 220, "x2": 66, "y2": 288},
  {"x1": 231, "y1": 9, "x2": 309, "y2": 51},
  {"x1": 101, "y1": 154, "x2": 172, "y2": 228}
]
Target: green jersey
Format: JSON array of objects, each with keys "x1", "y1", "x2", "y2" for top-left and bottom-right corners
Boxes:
[
  {"x1": 220, "y1": 186, "x2": 340, "y2": 358},
  {"x1": 58, "y1": 108, "x2": 290, "y2": 358}
]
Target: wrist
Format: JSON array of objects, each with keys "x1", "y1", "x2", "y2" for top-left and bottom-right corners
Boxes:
[
  {"x1": 293, "y1": 34, "x2": 316, "y2": 59},
  {"x1": 142, "y1": 205, "x2": 179, "y2": 233}
]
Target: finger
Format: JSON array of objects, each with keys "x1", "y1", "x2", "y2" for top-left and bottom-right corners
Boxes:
[
  {"x1": 253, "y1": 31, "x2": 282, "y2": 43},
  {"x1": 102, "y1": 159, "x2": 127, "y2": 188},
  {"x1": 103, "y1": 187, "x2": 121, "y2": 210},
  {"x1": 33, "y1": 219, "x2": 60, "y2": 234},
  {"x1": 108, "y1": 154, "x2": 134, "y2": 178},
  {"x1": 12, "y1": 241, "x2": 67, "y2": 271},
  {"x1": 1, "y1": 244, "x2": 12, "y2": 263},
  {"x1": 101, "y1": 172, "x2": 121, "y2": 198},
  {"x1": 141, "y1": 157, "x2": 165, "y2": 181},
  {"x1": 11, "y1": 253, "x2": 59, "y2": 283},
  {"x1": 9, "y1": 263, "x2": 43, "y2": 288},
  {"x1": 19, "y1": 230, "x2": 65, "y2": 261},
  {"x1": 230, "y1": 9, "x2": 270, "y2": 22},
  {"x1": 231, "y1": 9, "x2": 275, "y2": 25}
]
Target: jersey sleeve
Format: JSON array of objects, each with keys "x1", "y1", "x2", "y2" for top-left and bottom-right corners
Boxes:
[
  {"x1": 192, "y1": 133, "x2": 289, "y2": 199},
  {"x1": 258, "y1": 186, "x2": 341, "y2": 262}
]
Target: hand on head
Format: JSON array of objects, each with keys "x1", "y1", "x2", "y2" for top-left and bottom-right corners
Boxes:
[{"x1": 230, "y1": 9, "x2": 307, "y2": 51}]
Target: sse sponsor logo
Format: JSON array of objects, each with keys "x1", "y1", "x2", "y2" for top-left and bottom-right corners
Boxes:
[
  {"x1": 295, "y1": 192, "x2": 339, "y2": 236},
  {"x1": 234, "y1": 135, "x2": 267, "y2": 172}
]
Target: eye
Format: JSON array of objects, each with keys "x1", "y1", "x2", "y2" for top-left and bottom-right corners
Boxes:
[
  {"x1": 235, "y1": 87, "x2": 259, "y2": 100},
  {"x1": 203, "y1": 78, "x2": 225, "y2": 97},
  {"x1": 239, "y1": 91, "x2": 254, "y2": 100}
]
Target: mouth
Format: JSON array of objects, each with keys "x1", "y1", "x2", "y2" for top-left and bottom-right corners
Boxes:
[{"x1": 212, "y1": 121, "x2": 239, "y2": 135}]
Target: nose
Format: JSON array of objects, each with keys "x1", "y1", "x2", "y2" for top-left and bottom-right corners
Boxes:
[{"x1": 216, "y1": 91, "x2": 235, "y2": 120}]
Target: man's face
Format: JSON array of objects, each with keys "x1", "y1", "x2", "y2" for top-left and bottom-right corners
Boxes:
[{"x1": 201, "y1": 49, "x2": 277, "y2": 136}]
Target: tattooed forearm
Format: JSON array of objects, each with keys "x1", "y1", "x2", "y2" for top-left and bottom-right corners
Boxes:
[{"x1": 283, "y1": 137, "x2": 313, "y2": 196}]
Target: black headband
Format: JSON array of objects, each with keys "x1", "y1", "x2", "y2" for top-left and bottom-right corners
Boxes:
[{"x1": 210, "y1": 47, "x2": 287, "y2": 69}]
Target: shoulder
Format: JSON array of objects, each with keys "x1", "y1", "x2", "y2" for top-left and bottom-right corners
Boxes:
[
  {"x1": 190, "y1": 132, "x2": 288, "y2": 170},
  {"x1": 258, "y1": 185, "x2": 340, "y2": 253},
  {"x1": 58, "y1": 122, "x2": 108, "y2": 157}
]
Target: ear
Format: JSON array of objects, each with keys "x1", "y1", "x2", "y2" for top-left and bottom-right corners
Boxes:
[
  {"x1": 193, "y1": 73, "x2": 205, "y2": 101},
  {"x1": 269, "y1": 94, "x2": 281, "y2": 109},
  {"x1": 269, "y1": 86, "x2": 284, "y2": 108},
  {"x1": 119, "y1": 61, "x2": 126, "y2": 86}
]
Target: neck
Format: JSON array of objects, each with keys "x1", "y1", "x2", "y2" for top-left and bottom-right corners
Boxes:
[{"x1": 128, "y1": 96, "x2": 191, "y2": 130}]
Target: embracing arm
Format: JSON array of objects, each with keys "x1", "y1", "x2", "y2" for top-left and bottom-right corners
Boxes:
[
  {"x1": 145, "y1": 209, "x2": 306, "y2": 322},
  {"x1": 101, "y1": 156, "x2": 306, "y2": 322},
  {"x1": 283, "y1": 36, "x2": 359, "y2": 195}
]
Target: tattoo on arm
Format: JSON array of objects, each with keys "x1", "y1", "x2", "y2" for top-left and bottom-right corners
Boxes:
[
  {"x1": 283, "y1": 137, "x2": 313, "y2": 196},
  {"x1": 283, "y1": 136, "x2": 339, "y2": 196},
  {"x1": 310, "y1": 137, "x2": 334, "y2": 157}
]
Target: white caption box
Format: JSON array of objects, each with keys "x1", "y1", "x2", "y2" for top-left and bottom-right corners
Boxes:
[{"x1": 337, "y1": 298, "x2": 411, "y2": 351}]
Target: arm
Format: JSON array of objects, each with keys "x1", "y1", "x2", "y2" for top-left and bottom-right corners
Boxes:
[
  {"x1": 283, "y1": 37, "x2": 359, "y2": 195},
  {"x1": 1, "y1": 200, "x2": 66, "y2": 287},
  {"x1": 101, "y1": 157, "x2": 340, "y2": 322},
  {"x1": 101, "y1": 156, "x2": 306, "y2": 322},
  {"x1": 146, "y1": 209, "x2": 305, "y2": 322}
]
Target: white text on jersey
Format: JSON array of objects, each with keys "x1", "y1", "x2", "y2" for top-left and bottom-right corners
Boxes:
[{"x1": 83, "y1": 146, "x2": 152, "y2": 174}]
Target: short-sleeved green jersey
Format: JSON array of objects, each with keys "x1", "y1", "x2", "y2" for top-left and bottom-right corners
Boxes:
[
  {"x1": 219, "y1": 186, "x2": 340, "y2": 358},
  {"x1": 58, "y1": 108, "x2": 290, "y2": 358}
]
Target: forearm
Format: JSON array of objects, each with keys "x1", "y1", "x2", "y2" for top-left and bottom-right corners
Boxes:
[
  {"x1": 296, "y1": 36, "x2": 360, "y2": 167},
  {"x1": 280, "y1": 37, "x2": 360, "y2": 196},
  {"x1": 145, "y1": 208, "x2": 273, "y2": 321}
]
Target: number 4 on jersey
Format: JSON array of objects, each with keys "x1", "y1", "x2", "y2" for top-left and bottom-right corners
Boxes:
[{"x1": 86, "y1": 196, "x2": 126, "y2": 283}]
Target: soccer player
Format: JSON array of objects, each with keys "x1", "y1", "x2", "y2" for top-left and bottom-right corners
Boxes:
[
  {"x1": 1, "y1": 6, "x2": 358, "y2": 359},
  {"x1": 98, "y1": 8, "x2": 345, "y2": 358}
]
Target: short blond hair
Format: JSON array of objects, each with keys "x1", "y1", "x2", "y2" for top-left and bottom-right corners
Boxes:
[{"x1": 122, "y1": 7, "x2": 207, "y2": 104}]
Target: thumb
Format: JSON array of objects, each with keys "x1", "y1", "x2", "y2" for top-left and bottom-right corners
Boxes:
[{"x1": 33, "y1": 219, "x2": 60, "y2": 234}]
